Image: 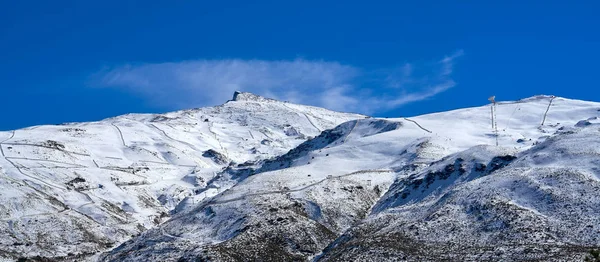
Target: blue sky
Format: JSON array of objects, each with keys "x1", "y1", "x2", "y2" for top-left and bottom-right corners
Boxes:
[{"x1": 1, "y1": 1, "x2": 599, "y2": 130}]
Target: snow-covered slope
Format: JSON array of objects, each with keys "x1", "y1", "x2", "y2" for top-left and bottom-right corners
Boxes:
[
  {"x1": 318, "y1": 123, "x2": 600, "y2": 261},
  {"x1": 0, "y1": 92, "x2": 364, "y2": 261},
  {"x1": 100, "y1": 95, "x2": 600, "y2": 261},
  {"x1": 3, "y1": 94, "x2": 600, "y2": 261}
]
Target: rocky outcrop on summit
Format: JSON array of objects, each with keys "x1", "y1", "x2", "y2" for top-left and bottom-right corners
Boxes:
[{"x1": 231, "y1": 91, "x2": 278, "y2": 103}]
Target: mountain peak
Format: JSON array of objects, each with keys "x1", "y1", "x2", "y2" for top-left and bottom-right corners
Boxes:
[{"x1": 231, "y1": 91, "x2": 277, "y2": 102}]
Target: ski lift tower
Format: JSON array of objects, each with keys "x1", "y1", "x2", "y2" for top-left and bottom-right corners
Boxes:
[{"x1": 488, "y1": 96, "x2": 498, "y2": 146}]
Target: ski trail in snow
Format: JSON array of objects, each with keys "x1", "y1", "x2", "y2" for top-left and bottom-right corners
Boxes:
[
  {"x1": 540, "y1": 96, "x2": 556, "y2": 126},
  {"x1": 0, "y1": 209, "x2": 69, "y2": 222},
  {"x1": 0, "y1": 169, "x2": 99, "y2": 226},
  {"x1": 304, "y1": 113, "x2": 322, "y2": 132},
  {"x1": 259, "y1": 129, "x2": 275, "y2": 141},
  {"x1": 75, "y1": 201, "x2": 95, "y2": 210},
  {"x1": 403, "y1": 118, "x2": 432, "y2": 133},
  {"x1": 4, "y1": 130, "x2": 16, "y2": 143},
  {"x1": 342, "y1": 120, "x2": 359, "y2": 143},
  {"x1": 1, "y1": 202, "x2": 105, "y2": 233},
  {"x1": 64, "y1": 207, "x2": 105, "y2": 226},
  {"x1": 138, "y1": 160, "x2": 170, "y2": 165},
  {"x1": 207, "y1": 121, "x2": 229, "y2": 158},
  {"x1": 111, "y1": 123, "x2": 127, "y2": 147},
  {"x1": 149, "y1": 123, "x2": 201, "y2": 151},
  {"x1": 210, "y1": 169, "x2": 392, "y2": 205},
  {"x1": 283, "y1": 103, "x2": 322, "y2": 132},
  {"x1": 77, "y1": 189, "x2": 95, "y2": 203},
  {"x1": 160, "y1": 226, "x2": 193, "y2": 241},
  {"x1": 5, "y1": 156, "x2": 87, "y2": 168},
  {"x1": 98, "y1": 167, "x2": 148, "y2": 179},
  {"x1": 1, "y1": 142, "x2": 90, "y2": 157},
  {"x1": 4, "y1": 157, "x2": 68, "y2": 190},
  {"x1": 138, "y1": 160, "x2": 196, "y2": 167},
  {"x1": 0, "y1": 130, "x2": 15, "y2": 157}
]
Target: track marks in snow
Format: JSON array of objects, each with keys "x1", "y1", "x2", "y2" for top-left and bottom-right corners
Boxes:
[
  {"x1": 210, "y1": 169, "x2": 392, "y2": 205},
  {"x1": 0, "y1": 209, "x2": 67, "y2": 222},
  {"x1": 304, "y1": 113, "x2": 322, "y2": 132},
  {"x1": 1, "y1": 130, "x2": 16, "y2": 144},
  {"x1": 5, "y1": 156, "x2": 87, "y2": 168},
  {"x1": 111, "y1": 123, "x2": 127, "y2": 147},
  {"x1": 75, "y1": 201, "x2": 96, "y2": 211},
  {"x1": 283, "y1": 103, "x2": 322, "y2": 132},
  {"x1": 342, "y1": 120, "x2": 359, "y2": 143},
  {"x1": 138, "y1": 159, "x2": 197, "y2": 168},
  {"x1": 207, "y1": 122, "x2": 229, "y2": 158},
  {"x1": 2, "y1": 142, "x2": 90, "y2": 157},
  {"x1": 0, "y1": 130, "x2": 15, "y2": 157},
  {"x1": 540, "y1": 96, "x2": 556, "y2": 126},
  {"x1": 149, "y1": 124, "x2": 200, "y2": 151},
  {"x1": 0, "y1": 170, "x2": 101, "y2": 226},
  {"x1": 4, "y1": 157, "x2": 68, "y2": 191},
  {"x1": 403, "y1": 118, "x2": 432, "y2": 133},
  {"x1": 160, "y1": 226, "x2": 193, "y2": 242},
  {"x1": 98, "y1": 167, "x2": 148, "y2": 179}
]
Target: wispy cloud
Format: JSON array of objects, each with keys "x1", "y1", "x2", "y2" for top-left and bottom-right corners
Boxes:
[
  {"x1": 383, "y1": 49, "x2": 464, "y2": 108},
  {"x1": 92, "y1": 51, "x2": 463, "y2": 114}
]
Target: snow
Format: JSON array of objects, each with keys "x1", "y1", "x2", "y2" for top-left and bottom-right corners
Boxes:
[
  {"x1": 0, "y1": 92, "x2": 363, "y2": 260},
  {"x1": 2, "y1": 92, "x2": 600, "y2": 261}
]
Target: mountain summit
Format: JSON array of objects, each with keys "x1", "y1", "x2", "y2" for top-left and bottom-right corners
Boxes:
[
  {"x1": 1, "y1": 95, "x2": 599, "y2": 261},
  {"x1": 231, "y1": 91, "x2": 277, "y2": 102}
]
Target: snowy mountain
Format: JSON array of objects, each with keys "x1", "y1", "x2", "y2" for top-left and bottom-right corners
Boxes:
[
  {"x1": 0, "y1": 92, "x2": 364, "y2": 261},
  {"x1": 2, "y1": 93, "x2": 600, "y2": 261}
]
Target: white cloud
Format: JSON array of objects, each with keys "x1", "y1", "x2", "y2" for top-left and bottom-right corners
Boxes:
[
  {"x1": 383, "y1": 49, "x2": 464, "y2": 108},
  {"x1": 93, "y1": 51, "x2": 463, "y2": 114}
]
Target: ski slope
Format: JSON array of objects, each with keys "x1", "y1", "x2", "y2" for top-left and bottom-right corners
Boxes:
[
  {"x1": 101, "y1": 95, "x2": 600, "y2": 261},
  {"x1": 0, "y1": 92, "x2": 363, "y2": 260},
  {"x1": 2, "y1": 93, "x2": 600, "y2": 261}
]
